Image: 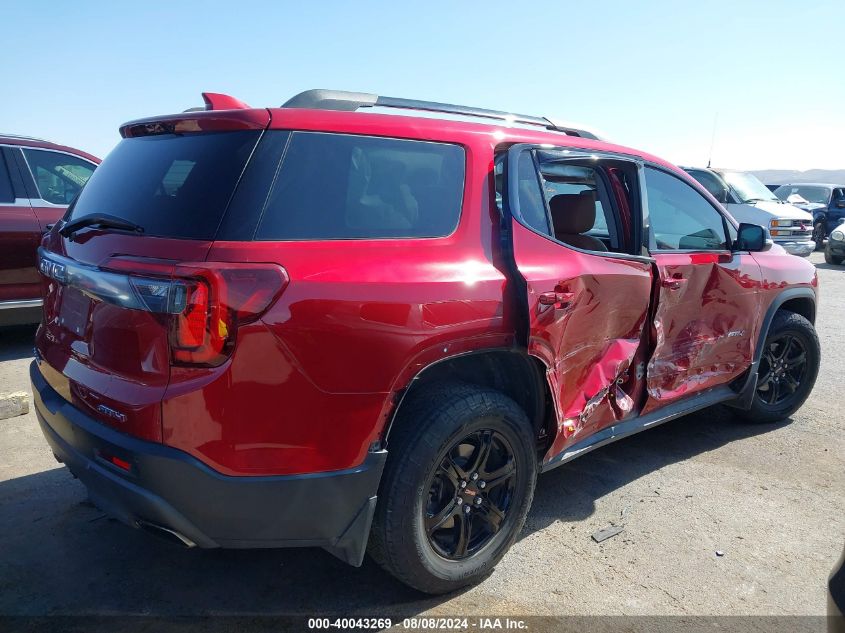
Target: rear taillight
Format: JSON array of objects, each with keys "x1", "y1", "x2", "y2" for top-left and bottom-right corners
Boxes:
[
  {"x1": 167, "y1": 264, "x2": 288, "y2": 367},
  {"x1": 39, "y1": 250, "x2": 287, "y2": 368}
]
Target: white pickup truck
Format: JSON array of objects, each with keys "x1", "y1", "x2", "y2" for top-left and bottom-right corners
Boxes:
[{"x1": 683, "y1": 167, "x2": 815, "y2": 257}]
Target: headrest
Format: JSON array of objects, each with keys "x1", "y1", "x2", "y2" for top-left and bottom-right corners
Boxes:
[{"x1": 549, "y1": 191, "x2": 596, "y2": 234}]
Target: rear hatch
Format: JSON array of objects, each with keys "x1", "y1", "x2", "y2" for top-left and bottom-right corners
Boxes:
[{"x1": 36, "y1": 111, "x2": 271, "y2": 441}]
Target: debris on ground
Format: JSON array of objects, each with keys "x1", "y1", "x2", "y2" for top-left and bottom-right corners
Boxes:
[
  {"x1": 715, "y1": 550, "x2": 725, "y2": 557},
  {"x1": 591, "y1": 525, "x2": 624, "y2": 543}
]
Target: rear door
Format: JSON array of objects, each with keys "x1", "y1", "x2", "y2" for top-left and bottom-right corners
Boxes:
[
  {"x1": 36, "y1": 123, "x2": 266, "y2": 442},
  {"x1": 503, "y1": 145, "x2": 654, "y2": 461},
  {"x1": 640, "y1": 166, "x2": 761, "y2": 413},
  {"x1": 0, "y1": 148, "x2": 42, "y2": 303}
]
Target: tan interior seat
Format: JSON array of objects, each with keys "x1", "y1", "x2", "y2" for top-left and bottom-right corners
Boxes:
[{"x1": 549, "y1": 191, "x2": 607, "y2": 252}]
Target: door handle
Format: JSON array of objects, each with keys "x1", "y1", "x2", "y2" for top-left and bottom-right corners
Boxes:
[
  {"x1": 661, "y1": 277, "x2": 687, "y2": 290},
  {"x1": 538, "y1": 291, "x2": 575, "y2": 309}
]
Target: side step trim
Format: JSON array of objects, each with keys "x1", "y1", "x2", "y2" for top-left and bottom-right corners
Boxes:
[
  {"x1": 0, "y1": 299, "x2": 42, "y2": 310},
  {"x1": 540, "y1": 386, "x2": 736, "y2": 473}
]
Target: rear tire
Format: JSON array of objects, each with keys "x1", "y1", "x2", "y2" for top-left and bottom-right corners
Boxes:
[
  {"x1": 825, "y1": 246, "x2": 843, "y2": 265},
  {"x1": 369, "y1": 384, "x2": 537, "y2": 594},
  {"x1": 739, "y1": 311, "x2": 820, "y2": 424}
]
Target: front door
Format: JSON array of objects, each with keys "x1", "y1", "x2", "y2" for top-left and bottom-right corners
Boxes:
[
  {"x1": 503, "y1": 146, "x2": 654, "y2": 462},
  {"x1": 640, "y1": 166, "x2": 761, "y2": 413}
]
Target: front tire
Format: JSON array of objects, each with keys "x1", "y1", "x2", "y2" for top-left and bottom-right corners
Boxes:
[
  {"x1": 813, "y1": 222, "x2": 826, "y2": 251},
  {"x1": 740, "y1": 311, "x2": 820, "y2": 424},
  {"x1": 825, "y1": 245, "x2": 843, "y2": 265},
  {"x1": 369, "y1": 384, "x2": 537, "y2": 594}
]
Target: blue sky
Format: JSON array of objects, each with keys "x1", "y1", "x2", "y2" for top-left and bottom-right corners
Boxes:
[{"x1": 3, "y1": 0, "x2": 843, "y2": 170}]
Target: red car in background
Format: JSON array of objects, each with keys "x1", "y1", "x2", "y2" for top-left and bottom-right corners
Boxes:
[{"x1": 0, "y1": 134, "x2": 98, "y2": 325}]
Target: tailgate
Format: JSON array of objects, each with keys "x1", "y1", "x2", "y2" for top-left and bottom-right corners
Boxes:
[{"x1": 35, "y1": 125, "x2": 265, "y2": 441}]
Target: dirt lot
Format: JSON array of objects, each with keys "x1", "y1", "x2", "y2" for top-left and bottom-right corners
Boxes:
[{"x1": 0, "y1": 252, "x2": 842, "y2": 619}]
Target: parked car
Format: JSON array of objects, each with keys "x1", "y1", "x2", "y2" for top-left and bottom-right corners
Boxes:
[
  {"x1": 31, "y1": 90, "x2": 821, "y2": 594},
  {"x1": 683, "y1": 167, "x2": 814, "y2": 257},
  {"x1": 0, "y1": 134, "x2": 98, "y2": 325},
  {"x1": 824, "y1": 220, "x2": 845, "y2": 265},
  {"x1": 773, "y1": 183, "x2": 845, "y2": 250}
]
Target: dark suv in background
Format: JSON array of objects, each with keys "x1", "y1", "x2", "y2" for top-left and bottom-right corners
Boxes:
[
  {"x1": 773, "y1": 183, "x2": 845, "y2": 250},
  {"x1": 0, "y1": 135, "x2": 98, "y2": 325}
]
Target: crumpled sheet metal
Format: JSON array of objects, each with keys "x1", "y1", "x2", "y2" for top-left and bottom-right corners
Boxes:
[{"x1": 554, "y1": 337, "x2": 639, "y2": 444}]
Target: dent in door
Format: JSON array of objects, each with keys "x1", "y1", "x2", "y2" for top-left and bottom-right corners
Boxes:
[{"x1": 647, "y1": 253, "x2": 759, "y2": 403}]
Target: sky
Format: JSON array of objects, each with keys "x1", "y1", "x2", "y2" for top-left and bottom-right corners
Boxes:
[{"x1": 3, "y1": 0, "x2": 843, "y2": 171}]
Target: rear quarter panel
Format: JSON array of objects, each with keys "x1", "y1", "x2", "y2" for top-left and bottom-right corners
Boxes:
[{"x1": 160, "y1": 132, "x2": 514, "y2": 475}]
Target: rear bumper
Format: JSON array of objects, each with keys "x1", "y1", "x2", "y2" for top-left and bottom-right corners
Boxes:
[
  {"x1": 31, "y1": 360, "x2": 386, "y2": 565},
  {"x1": 775, "y1": 239, "x2": 815, "y2": 257}
]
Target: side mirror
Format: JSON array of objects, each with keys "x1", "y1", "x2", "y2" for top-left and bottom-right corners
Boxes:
[
  {"x1": 835, "y1": 200, "x2": 845, "y2": 209},
  {"x1": 734, "y1": 223, "x2": 771, "y2": 252},
  {"x1": 714, "y1": 188, "x2": 730, "y2": 204}
]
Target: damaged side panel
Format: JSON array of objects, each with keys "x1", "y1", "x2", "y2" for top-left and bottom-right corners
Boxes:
[
  {"x1": 509, "y1": 222, "x2": 653, "y2": 464},
  {"x1": 643, "y1": 251, "x2": 762, "y2": 411}
]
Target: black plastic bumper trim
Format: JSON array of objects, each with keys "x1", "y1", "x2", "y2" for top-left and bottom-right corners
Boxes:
[{"x1": 31, "y1": 360, "x2": 386, "y2": 566}]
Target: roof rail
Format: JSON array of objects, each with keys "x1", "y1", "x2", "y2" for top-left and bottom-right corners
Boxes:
[
  {"x1": 0, "y1": 132, "x2": 50, "y2": 143},
  {"x1": 281, "y1": 89, "x2": 601, "y2": 140}
]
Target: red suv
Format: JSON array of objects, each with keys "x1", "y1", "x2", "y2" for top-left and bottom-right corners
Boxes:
[
  {"x1": 32, "y1": 91, "x2": 820, "y2": 593},
  {"x1": 0, "y1": 134, "x2": 98, "y2": 325}
]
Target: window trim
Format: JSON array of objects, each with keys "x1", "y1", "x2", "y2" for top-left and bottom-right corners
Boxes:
[
  {"x1": 251, "y1": 130, "x2": 467, "y2": 242},
  {"x1": 642, "y1": 162, "x2": 738, "y2": 255},
  {"x1": 19, "y1": 146, "x2": 98, "y2": 207},
  {"x1": 502, "y1": 143, "x2": 654, "y2": 265}
]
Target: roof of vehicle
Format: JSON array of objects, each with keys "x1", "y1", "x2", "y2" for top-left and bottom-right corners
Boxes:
[
  {"x1": 0, "y1": 133, "x2": 100, "y2": 164},
  {"x1": 120, "y1": 90, "x2": 685, "y2": 177}
]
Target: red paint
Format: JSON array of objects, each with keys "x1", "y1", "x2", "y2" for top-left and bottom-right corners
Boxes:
[{"x1": 33, "y1": 95, "x2": 818, "y2": 477}]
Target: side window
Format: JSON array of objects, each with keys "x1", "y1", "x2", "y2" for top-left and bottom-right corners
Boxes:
[
  {"x1": 644, "y1": 167, "x2": 728, "y2": 251},
  {"x1": 0, "y1": 153, "x2": 14, "y2": 203},
  {"x1": 22, "y1": 149, "x2": 95, "y2": 205},
  {"x1": 256, "y1": 132, "x2": 464, "y2": 240},
  {"x1": 515, "y1": 152, "x2": 549, "y2": 235},
  {"x1": 493, "y1": 151, "x2": 550, "y2": 235}
]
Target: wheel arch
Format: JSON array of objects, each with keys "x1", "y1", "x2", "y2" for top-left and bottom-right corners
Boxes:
[
  {"x1": 383, "y1": 348, "x2": 551, "y2": 451},
  {"x1": 756, "y1": 288, "x2": 816, "y2": 362},
  {"x1": 729, "y1": 286, "x2": 817, "y2": 410}
]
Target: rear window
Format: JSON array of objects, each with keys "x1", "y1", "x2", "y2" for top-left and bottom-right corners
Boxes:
[
  {"x1": 68, "y1": 131, "x2": 260, "y2": 240},
  {"x1": 255, "y1": 132, "x2": 464, "y2": 240}
]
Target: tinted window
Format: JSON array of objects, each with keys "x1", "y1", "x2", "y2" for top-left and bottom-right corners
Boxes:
[
  {"x1": 0, "y1": 153, "x2": 14, "y2": 203},
  {"x1": 514, "y1": 151, "x2": 549, "y2": 235},
  {"x1": 23, "y1": 149, "x2": 95, "y2": 205},
  {"x1": 69, "y1": 131, "x2": 260, "y2": 240},
  {"x1": 645, "y1": 167, "x2": 728, "y2": 250},
  {"x1": 256, "y1": 132, "x2": 464, "y2": 240}
]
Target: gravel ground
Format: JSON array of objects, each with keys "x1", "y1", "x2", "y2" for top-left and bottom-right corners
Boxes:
[{"x1": 0, "y1": 252, "x2": 842, "y2": 619}]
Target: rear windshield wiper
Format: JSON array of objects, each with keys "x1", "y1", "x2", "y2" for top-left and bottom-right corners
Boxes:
[{"x1": 59, "y1": 213, "x2": 144, "y2": 239}]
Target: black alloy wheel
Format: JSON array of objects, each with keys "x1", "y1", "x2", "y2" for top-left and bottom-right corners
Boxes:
[
  {"x1": 423, "y1": 430, "x2": 516, "y2": 560},
  {"x1": 756, "y1": 333, "x2": 808, "y2": 407}
]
